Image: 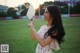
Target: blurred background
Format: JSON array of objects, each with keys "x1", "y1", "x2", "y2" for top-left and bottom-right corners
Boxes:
[
  {"x1": 0, "y1": 0, "x2": 80, "y2": 53},
  {"x1": 0, "y1": 0, "x2": 80, "y2": 19}
]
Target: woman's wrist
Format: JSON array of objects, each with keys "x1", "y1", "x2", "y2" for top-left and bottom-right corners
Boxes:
[{"x1": 29, "y1": 26, "x2": 34, "y2": 29}]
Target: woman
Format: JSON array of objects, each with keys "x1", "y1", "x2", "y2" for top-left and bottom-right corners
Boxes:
[{"x1": 28, "y1": 5, "x2": 65, "y2": 53}]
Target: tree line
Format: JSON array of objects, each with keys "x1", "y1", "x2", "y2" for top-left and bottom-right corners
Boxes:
[{"x1": 0, "y1": 1, "x2": 80, "y2": 19}]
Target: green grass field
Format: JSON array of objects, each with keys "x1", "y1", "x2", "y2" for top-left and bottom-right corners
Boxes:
[{"x1": 0, "y1": 17, "x2": 80, "y2": 53}]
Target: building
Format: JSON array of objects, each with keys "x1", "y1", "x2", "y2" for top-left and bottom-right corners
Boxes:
[
  {"x1": 0, "y1": 5, "x2": 8, "y2": 13},
  {"x1": 54, "y1": 0, "x2": 80, "y2": 7},
  {"x1": 54, "y1": 0, "x2": 80, "y2": 2},
  {"x1": 75, "y1": 0, "x2": 80, "y2": 2},
  {"x1": 54, "y1": 0, "x2": 80, "y2": 16},
  {"x1": 54, "y1": 0, "x2": 70, "y2": 2}
]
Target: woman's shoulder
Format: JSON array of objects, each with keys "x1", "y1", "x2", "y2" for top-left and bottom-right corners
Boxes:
[
  {"x1": 40, "y1": 25, "x2": 47, "y2": 28},
  {"x1": 38, "y1": 25, "x2": 47, "y2": 31}
]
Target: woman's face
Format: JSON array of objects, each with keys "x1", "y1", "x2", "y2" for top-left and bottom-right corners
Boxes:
[{"x1": 44, "y1": 8, "x2": 52, "y2": 22}]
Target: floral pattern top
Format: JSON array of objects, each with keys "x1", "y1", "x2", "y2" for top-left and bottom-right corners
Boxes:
[{"x1": 35, "y1": 25, "x2": 60, "y2": 53}]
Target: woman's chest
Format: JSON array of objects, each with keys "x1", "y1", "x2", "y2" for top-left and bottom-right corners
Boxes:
[{"x1": 38, "y1": 26, "x2": 48, "y2": 38}]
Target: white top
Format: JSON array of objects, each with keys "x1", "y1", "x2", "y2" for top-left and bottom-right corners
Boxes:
[{"x1": 35, "y1": 25, "x2": 60, "y2": 53}]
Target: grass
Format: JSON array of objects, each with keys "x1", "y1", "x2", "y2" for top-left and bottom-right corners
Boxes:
[{"x1": 0, "y1": 17, "x2": 80, "y2": 53}]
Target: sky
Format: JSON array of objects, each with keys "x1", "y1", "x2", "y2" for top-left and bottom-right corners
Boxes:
[{"x1": 0, "y1": 0, "x2": 54, "y2": 9}]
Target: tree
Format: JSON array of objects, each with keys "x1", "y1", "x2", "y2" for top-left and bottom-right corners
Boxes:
[
  {"x1": 35, "y1": 1, "x2": 54, "y2": 15},
  {"x1": 73, "y1": 2, "x2": 80, "y2": 14},
  {"x1": 53, "y1": 1, "x2": 68, "y2": 14},
  {"x1": 0, "y1": 12, "x2": 7, "y2": 17},
  {"x1": 21, "y1": 9, "x2": 28, "y2": 16},
  {"x1": 20, "y1": 2, "x2": 30, "y2": 16},
  {"x1": 7, "y1": 7, "x2": 18, "y2": 19}
]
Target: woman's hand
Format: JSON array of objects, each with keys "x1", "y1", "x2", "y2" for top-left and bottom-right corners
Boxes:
[
  {"x1": 28, "y1": 20, "x2": 36, "y2": 40},
  {"x1": 28, "y1": 21, "x2": 34, "y2": 28}
]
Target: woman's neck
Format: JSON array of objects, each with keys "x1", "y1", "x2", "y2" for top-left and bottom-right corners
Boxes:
[
  {"x1": 47, "y1": 20, "x2": 52, "y2": 27},
  {"x1": 47, "y1": 22, "x2": 51, "y2": 28}
]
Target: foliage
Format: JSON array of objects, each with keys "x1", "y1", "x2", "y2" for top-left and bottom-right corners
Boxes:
[{"x1": 7, "y1": 7, "x2": 18, "y2": 19}]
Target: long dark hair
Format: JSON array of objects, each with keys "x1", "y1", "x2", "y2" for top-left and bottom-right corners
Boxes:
[{"x1": 44, "y1": 5, "x2": 65, "y2": 44}]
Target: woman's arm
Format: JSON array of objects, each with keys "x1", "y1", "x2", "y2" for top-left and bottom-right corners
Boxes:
[
  {"x1": 29, "y1": 26, "x2": 36, "y2": 40},
  {"x1": 29, "y1": 25, "x2": 53, "y2": 47}
]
